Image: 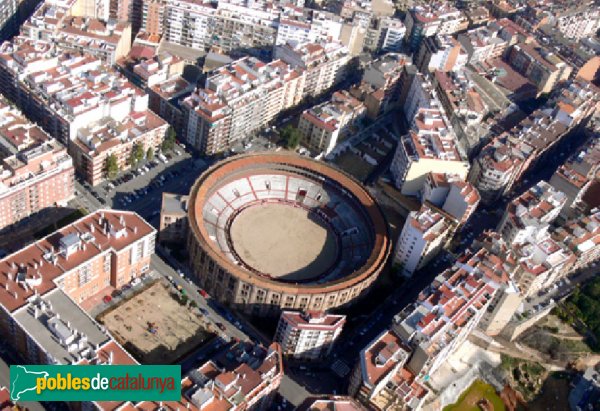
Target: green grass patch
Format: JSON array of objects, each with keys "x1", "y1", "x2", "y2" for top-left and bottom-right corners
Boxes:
[
  {"x1": 443, "y1": 380, "x2": 505, "y2": 411},
  {"x1": 34, "y1": 208, "x2": 88, "y2": 239}
]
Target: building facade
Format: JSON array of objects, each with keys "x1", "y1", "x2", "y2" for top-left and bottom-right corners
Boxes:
[
  {"x1": 393, "y1": 204, "x2": 454, "y2": 277},
  {"x1": 0, "y1": 99, "x2": 75, "y2": 230},
  {"x1": 274, "y1": 310, "x2": 345, "y2": 361},
  {"x1": 181, "y1": 57, "x2": 305, "y2": 155},
  {"x1": 298, "y1": 90, "x2": 365, "y2": 156}
]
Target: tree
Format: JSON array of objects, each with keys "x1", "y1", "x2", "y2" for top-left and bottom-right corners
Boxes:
[
  {"x1": 162, "y1": 127, "x2": 176, "y2": 152},
  {"x1": 146, "y1": 147, "x2": 155, "y2": 161},
  {"x1": 130, "y1": 143, "x2": 144, "y2": 167},
  {"x1": 281, "y1": 124, "x2": 302, "y2": 150},
  {"x1": 105, "y1": 154, "x2": 119, "y2": 179}
]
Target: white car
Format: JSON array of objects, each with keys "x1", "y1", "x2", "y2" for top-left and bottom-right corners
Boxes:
[{"x1": 131, "y1": 278, "x2": 142, "y2": 287}]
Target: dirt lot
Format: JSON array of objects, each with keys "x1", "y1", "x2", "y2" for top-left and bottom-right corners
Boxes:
[
  {"x1": 230, "y1": 203, "x2": 338, "y2": 280},
  {"x1": 97, "y1": 282, "x2": 213, "y2": 364}
]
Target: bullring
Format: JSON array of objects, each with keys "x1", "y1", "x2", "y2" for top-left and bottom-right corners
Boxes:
[{"x1": 186, "y1": 152, "x2": 391, "y2": 315}]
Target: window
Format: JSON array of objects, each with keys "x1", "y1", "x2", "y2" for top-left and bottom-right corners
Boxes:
[{"x1": 78, "y1": 263, "x2": 92, "y2": 286}]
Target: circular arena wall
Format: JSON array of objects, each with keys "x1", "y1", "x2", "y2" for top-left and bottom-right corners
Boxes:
[{"x1": 186, "y1": 152, "x2": 391, "y2": 315}]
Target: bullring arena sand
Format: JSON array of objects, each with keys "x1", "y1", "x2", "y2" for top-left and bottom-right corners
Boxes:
[
  {"x1": 229, "y1": 203, "x2": 339, "y2": 281},
  {"x1": 97, "y1": 282, "x2": 212, "y2": 364}
]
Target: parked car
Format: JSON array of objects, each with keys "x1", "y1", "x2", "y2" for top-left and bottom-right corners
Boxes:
[
  {"x1": 216, "y1": 322, "x2": 226, "y2": 331},
  {"x1": 131, "y1": 278, "x2": 142, "y2": 287},
  {"x1": 112, "y1": 289, "x2": 122, "y2": 297},
  {"x1": 199, "y1": 288, "x2": 209, "y2": 298},
  {"x1": 103, "y1": 295, "x2": 112, "y2": 303}
]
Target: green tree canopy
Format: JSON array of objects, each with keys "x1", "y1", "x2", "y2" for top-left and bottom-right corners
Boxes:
[
  {"x1": 162, "y1": 127, "x2": 176, "y2": 152},
  {"x1": 146, "y1": 147, "x2": 155, "y2": 161},
  {"x1": 130, "y1": 143, "x2": 144, "y2": 166},
  {"x1": 105, "y1": 154, "x2": 119, "y2": 179},
  {"x1": 281, "y1": 124, "x2": 302, "y2": 150}
]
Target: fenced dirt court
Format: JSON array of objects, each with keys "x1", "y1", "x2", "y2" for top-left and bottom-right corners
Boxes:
[{"x1": 97, "y1": 282, "x2": 212, "y2": 364}]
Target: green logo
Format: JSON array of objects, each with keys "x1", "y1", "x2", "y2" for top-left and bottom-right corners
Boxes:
[{"x1": 10, "y1": 365, "x2": 181, "y2": 402}]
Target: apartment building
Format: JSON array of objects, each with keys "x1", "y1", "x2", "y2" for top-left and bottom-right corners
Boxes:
[
  {"x1": 512, "y1": 232, "x2": 574, "y2": 298},
  {"x1": 555, "y1": 7, "x2": 600, "y2": 40},
  {"x1": 401, "y1": 71, "x2": 438, "y2": 126},
  {"x1": 0, "y1": 124, "x2": 74, "y2": 230},
  {"x1": 275, "y1": 9, "x2": 344, "y2": 47},
  {"x1": 163, "y1": 0, "x2": 216, "y2": 50},
  {"x1": 421, "y1": 172, "x2": 480, "y2": 225},
  {"x1": 0, "y1": 99, "x2": 50, "y2": 157},
  {"x1": 69, "y1": 111, "x2": 168, "y2": 186},
  {"x1": 432, "y1": 70, "x2": 494, "y2": 155},
  {"x1": 0, "y1": 210, "x2": 154, "y2": 366},
  {"x1": 390, "y1": 108, "x2": 469, "y2": 196},
  {"x1": 415, "y1": 34, "x2": 467, "y2": 73},
  {"x1": 498, "y1": 181, "x2": 567, "y2": 245},
  {"x1": 404, "y1": 4, "x2": 467, "y2": 52},
  {"x1": 129, "y1": 52, "x2": 185, "y2": 88},
  {"x1": 516, "y1": 2, "x2": 600, "y2": 41},
  {"x1": 351, "y1": 239, "x2": 511, "y2": 409},
  {"x1": 549, "y1": 79, "x2": 600, "y2": 128},
  {"x1": 473, "y1": 232, "x2": 522, "y2": 336},
  {"x1": 495, "y1": 182, "x2": 575, "y2": 296},
  {"x1": 468, "y1": 137, "x2": 524, "y2": 204},
  {"x1": 379, "y1": 17, "x2": 406, "y2": 53},
  {"x1": 350, "y1": 54, "x2": 412, "y2": 120},
  {"x1": 506, "y1": 42, "x2": 573, "y2": 95},
  {"x1": 274, "y1": 41, "x2": 350, "y2": 97},
  {"x1": 552, "y1": 209, "x2": 600, "y2": 274},
  {"x1": 141, "y1": 0, "x2": 165, "y2": 37},
  {"x1": 464, "y1": 6, "x2": 490, "y2": 27},
  {"x1": 0, "y1": 37, "x2": 150, "y2": 145},
  {"x1": 348, "y1": 330, "x2": 426, "y2": 410},
  {"x1": 298, "y1": 90, "x2": 365, "y2": 156},
  {"x1": 175, "y1": 341, "x2": 283, "y2": 411},
  {"x1": 274, "y1": 310, "x2": 345, "y2": 361},
  {"x1": 469, "y1": 111, "x2": 572, "y2": 204},
  {"x1": 550, "y1": 137, "x2": 600, "y2": 219},
  {"x1": 182, "y1": 57, "x2": 305, "y2": 155},
  {"x1": 364, "y1": 16, "x2": 406, "y2": 54},
  {"x1": 394, "y1": 248, "x2": 507, "y2": 367},
  {"x1": 458, "y1": 24, "x2": 509, "y2": 65},
  {"x1": 0, "y1": 0, "x2": 18, "y2": 40},
  {"x1": 159, "y1": 192, "x2": 189, "y2": 244},
  {"x1": 393, "y1": 204, "x2": 454, "y2": 277},
  {"x1": 148, "y1": 76, "x2": 195, "y2": 137},
  {"x1": 276, "y1": 19, "x2": 312, "y2": 46},
  {"x1": 22, "y1": 1, "x2": 132, "y2": 64},
  {"x1": 163, "y1": 0, "x2": 279, "y2": 53}
]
